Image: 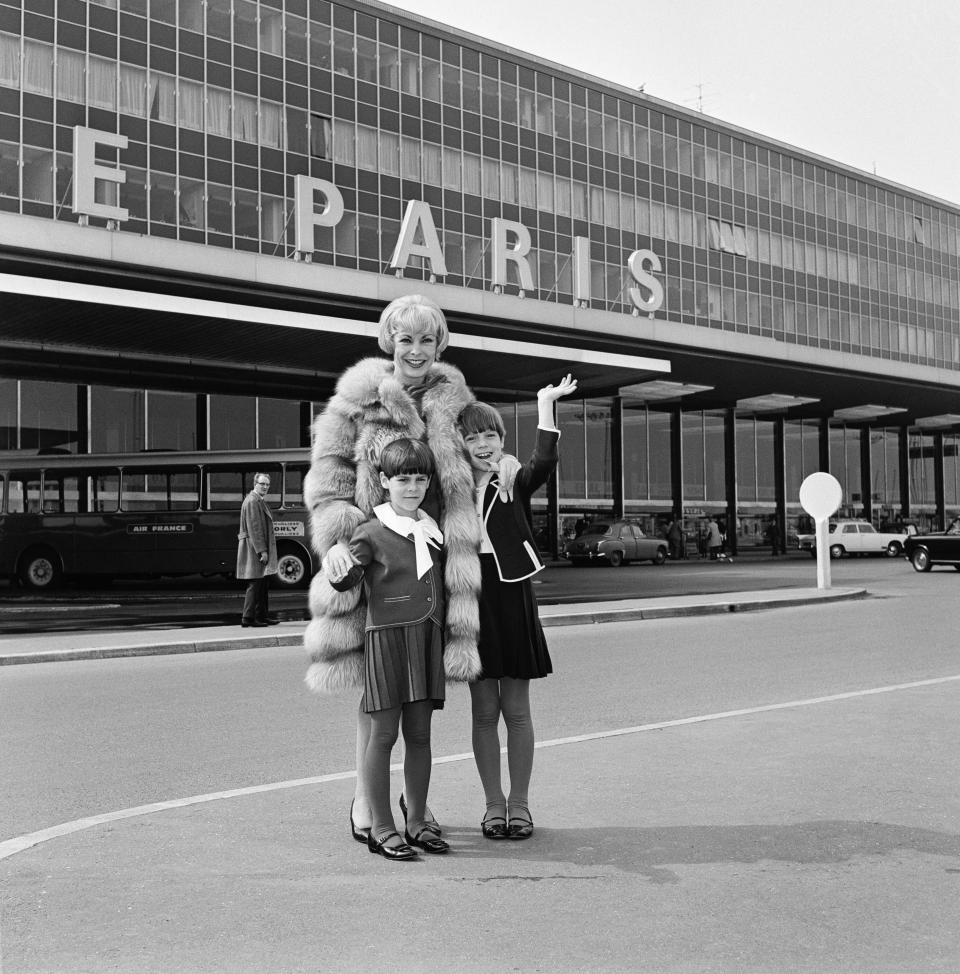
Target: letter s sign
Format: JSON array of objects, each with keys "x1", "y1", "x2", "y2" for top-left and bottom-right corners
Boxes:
[{"x1": 627, "y1": 249, "x2": 664, "y2": 314}]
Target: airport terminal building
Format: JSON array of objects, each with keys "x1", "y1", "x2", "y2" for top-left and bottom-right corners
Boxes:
[{"x1": 2, "y1": 0, "x2": 960, "y2": 553}]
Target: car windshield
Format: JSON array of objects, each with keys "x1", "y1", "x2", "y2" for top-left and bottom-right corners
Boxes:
[{"x1": 578, "y1": 523, "x2": 613, "y2": 536}]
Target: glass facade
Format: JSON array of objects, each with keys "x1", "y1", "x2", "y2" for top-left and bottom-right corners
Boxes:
[{"x1": 1, "y1": 0, "x2": 958, "y2": 373}]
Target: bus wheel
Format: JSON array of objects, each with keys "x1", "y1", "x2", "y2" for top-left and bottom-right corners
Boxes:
[
  {"x1": 19, "y1": 548, "x2": 62, "y2": 590},
  {"x1": 275, "y1": 547, "x2": 310, "y2": 588}
]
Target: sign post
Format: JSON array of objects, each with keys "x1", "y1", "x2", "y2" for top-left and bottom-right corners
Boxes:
[{"x1": 799, "y1": 472, "x2": 843, "y2": 590}]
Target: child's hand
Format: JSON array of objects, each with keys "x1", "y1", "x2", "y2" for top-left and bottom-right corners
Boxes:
[
  {"x1": 538, "y1": 373, "x2": 578, "y2": 403},
  {"x1": 322, "y1": 542, "x2": 357, "y2": 582}
]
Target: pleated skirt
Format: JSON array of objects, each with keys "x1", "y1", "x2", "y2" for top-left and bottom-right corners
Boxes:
[
  {"x1": 361, "y1": 619, "x2": 446, "y2": 713},
  {"x1": 477, "y1": 553, "x2": 553, "y2": 681}
]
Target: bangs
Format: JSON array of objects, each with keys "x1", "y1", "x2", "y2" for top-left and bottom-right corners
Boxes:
[
  {"x1": 379, "y1": 437, "x2": 436, "y2": 477},
  {"x1": 457, "y1": 402, "x2": 505, "y2": 438}
]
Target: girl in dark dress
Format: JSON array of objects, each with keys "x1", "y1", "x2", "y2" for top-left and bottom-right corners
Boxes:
[{"x1": 458, "y1": 374, "x2": 578, "y2": 841}]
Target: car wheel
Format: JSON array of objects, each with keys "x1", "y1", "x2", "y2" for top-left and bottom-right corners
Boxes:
[
  {"x1": 652, "y1": 547, "x2": 667, "y2": 565},
  {"x1": 828, "y1": 544, "x2": 844, "y2": 560},
  {"x1": 809, "y1": 549, "x2": 818, "y2": 559},
  {"x1": 608, "y1": 550, "x2": 624, "y2": 567},
  {"x1": 275, "y1": 546, "x2": 311, "y2": 588},
  {"x1": 19, "y1": 547, "x2": 63, "y2": 590},
  {"x1": 910, "y1": 548, "x2": 932, "y2": 573},
  {"x1": 885, "y1": 541, "x2": 902, "y2": 557}
]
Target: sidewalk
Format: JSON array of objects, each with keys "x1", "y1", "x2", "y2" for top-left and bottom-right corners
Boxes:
[{"x1": 0, "y1": 585, "x2": 866, "y2": 665}]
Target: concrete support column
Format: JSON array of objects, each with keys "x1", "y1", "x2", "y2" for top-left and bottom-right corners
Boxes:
[
  {"x1": 860, "y1": 428, "x2": 873, "y2": 524},
  {"x1": 819, "y1": 417, "x2": 831, "y2": 472},
  {"x1": 773, "y1": 416, "x2": 786, "y2": 554},
  {"x1": 611, "y1": 396, "x2": 625, "y2": 521},
  {"x1": 724, "y1": 408, "x2": 738, "y2": 556},
  {"x1": 77, "y1": 385, "x2": 89, "y2": 454},
  {"x1": 934, "y1": 432, "x2": 945, "y2": 530},
  {"x1": 670, "y1": 405, "x2": 683, "y2": 521},
  {"x1": 898, "y1": 427, "x2": 911, "y2": 520},
  {"x1": 197, "y1": 394, "x2": 209, "y2": 452}
]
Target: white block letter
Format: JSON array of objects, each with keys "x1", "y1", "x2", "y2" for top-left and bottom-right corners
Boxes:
[
  {"x1": 627, "y1": 249, "x2": 664, "y2": 314},
  {"x1": 491, "y1": 218, "x2": 534, "y2": 292},
  {"x1": 294, "y1": 175, "x2": 345, "y2": 254},
  {"x1": 573, "y1": 236, "x2": 591, "y2": 304},
  {"x1": 72, "y1": 126, "x2": 128, "y2": 222},
  {"x1": 388, "y1": 200, "x2": 447, "y2": 277}
]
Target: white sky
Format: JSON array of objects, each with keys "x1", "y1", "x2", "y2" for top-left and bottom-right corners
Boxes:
[{"x1": 390, "y1": 0, "x2": 960, "y2": 208}]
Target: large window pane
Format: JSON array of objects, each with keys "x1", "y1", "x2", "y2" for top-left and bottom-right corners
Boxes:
[
  {"x1": 20, "y1": 380, "x2": 78, "y2": 453},
  {"x1": 91, "y1": 387, "x2": 145, "y2": 453},
  {"x1": 0, "y1": 378, "x2": 17, "y2": 450},
  {"x1": 209, "y1": 395, "x2": 255, "y2": 450},
  {"x1": 147, "y1": 390, "x2": 196, "y2": 451}
]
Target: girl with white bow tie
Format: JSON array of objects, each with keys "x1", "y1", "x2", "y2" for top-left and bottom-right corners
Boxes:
[{"x1": 324, "y1": 438, "x2": 450, "y2": 860}]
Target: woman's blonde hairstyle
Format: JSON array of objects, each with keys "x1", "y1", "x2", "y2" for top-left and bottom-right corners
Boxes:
[{"x1": 377, "y1": 294, "x2": 450, "y2": 356}]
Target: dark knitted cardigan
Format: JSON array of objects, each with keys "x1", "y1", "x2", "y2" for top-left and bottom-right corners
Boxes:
[{"x1": 302, "y1": 357, "x2": 481, "y2": 693}]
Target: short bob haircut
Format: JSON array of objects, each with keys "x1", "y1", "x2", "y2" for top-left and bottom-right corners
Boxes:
[
  {"x1": 377, "y1": 293, "x2": 450, "y2": 356},
  {"x1": 457, "y1": 401, "x2": 506, "y2": 439},
  {"x1": 379, "y1": 437, "x2": 436, "y2": 478}
]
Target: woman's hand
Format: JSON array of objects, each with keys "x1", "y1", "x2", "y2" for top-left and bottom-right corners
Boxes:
[
  {"x1": 494, "y1": 455, "x2": 522, "y2": 502},
  {"x1": 322, "y1": 541, "x2": 358, "y2": 582},
  {"x1": 537, "y1": 373, "x2": 578, "y2": 404}
]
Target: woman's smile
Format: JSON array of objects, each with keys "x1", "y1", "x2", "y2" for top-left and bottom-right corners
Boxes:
[{"x1": 393, "y1": 330, "x2": 437, "y2": 383}]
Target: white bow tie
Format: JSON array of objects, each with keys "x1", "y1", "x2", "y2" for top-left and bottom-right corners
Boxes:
[{"x1": 374, "y1": 504, "x2": 443, "y2": 579}]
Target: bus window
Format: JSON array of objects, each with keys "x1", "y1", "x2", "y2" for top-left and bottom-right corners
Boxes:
[
  {"x1": 206, "y1": 466, "x2": 282, "y2": 509},
  {"x1": 87, "y1": 471, "x2": 120, "y2": 512},
  {"x1": 43, "y1": 474, "x2": 81, "y2": 513},
  {"x1": 8, "y1": 472, "x2": 41, "y2": 513},
  {"x1": 207, "y1": 469, "x2": 245, "y2": 510},
  {"x1": 122, "y1": 469, "x2": 199, "y2": 511},
  {"x1": 283, "y1": 465, "x2": 308, "y2": 508}
]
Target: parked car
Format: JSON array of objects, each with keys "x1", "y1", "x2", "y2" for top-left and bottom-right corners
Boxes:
[
  {"x1": 903, "y1": 519, "x2": 960, "y2": 572},
  {"x1": 796, "y1": 519, "x2": 908, "y2": 559},
  {"x1": 562, "y1": 520, "x2": 668, "y2": 566}
]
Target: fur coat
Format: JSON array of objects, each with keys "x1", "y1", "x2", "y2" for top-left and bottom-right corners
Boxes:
[{"x1": 303, "y1": 357, "x2": 482, "y2": 693}]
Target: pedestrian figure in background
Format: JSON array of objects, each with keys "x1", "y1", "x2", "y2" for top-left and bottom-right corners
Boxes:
[
  {"x1": 705, "y1": 516, "x2": 723, "y2": 561},
  {"x1": 325, "y1": 438, "x2": 450, "y2": 861},
  {"x1": 767, "y1": 517, "x2": 781, "y2": 556},
  {"x1": 459, "y1": 373, "x2": 578, "y2": 842},
  {"x1": 667, "y1": 517, "x2": 683, "y2": 560},
  {"x1": 237, "y1": 472, "x2": 278, "y2": 627}
]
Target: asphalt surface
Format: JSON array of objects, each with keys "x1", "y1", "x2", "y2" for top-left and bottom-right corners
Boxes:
[{"x1": 2, "y1": 561, "x2": 959, "y2": 973}]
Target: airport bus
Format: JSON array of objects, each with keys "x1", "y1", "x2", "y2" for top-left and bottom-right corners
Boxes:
[{"x1": 0, "y1": 448, "x2": 315, "y2": 590}]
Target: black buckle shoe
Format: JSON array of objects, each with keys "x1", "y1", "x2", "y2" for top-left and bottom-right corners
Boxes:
[
  {"x1": 367, "y1": 831, "x2": 417, "y2": 861},
  {"x1": 405, "y1": 827, "x2": 450, "y2": 854}
]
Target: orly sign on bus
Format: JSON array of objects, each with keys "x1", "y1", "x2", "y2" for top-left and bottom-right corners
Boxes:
[{"x1": 71, "y1": 126, "x2": 665, "y2": 315}]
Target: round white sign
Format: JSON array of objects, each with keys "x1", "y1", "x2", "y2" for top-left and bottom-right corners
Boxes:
[{"x1": 799, "y1": 472, "x2": 843, "y2": 520}]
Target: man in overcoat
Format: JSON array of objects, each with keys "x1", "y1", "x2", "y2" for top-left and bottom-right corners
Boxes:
[{"x1": 237, "y1": 472, "x2": 278, "y2": 627}]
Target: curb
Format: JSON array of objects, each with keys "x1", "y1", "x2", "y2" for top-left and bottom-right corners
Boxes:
[
  {"x1": 0, "y1": 588, "x2": 868, "y2": 666},
  {"x1": 0, "y1": 633, "x2": 305, "y2": 666},
  {"x1": 540, "y1": 587, "x2": 868, "y2": 626}
]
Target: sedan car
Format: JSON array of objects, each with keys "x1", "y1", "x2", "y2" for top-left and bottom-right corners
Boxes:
[
  {"x1": 796, "y1": 520, "x2": 907, "y2": 559},
  {"x1": 563, "y1": 520, "x2": 668, "y2": 566},
  {"x1": 904, "y1": 519, "x2": 960, "y2": 572}
]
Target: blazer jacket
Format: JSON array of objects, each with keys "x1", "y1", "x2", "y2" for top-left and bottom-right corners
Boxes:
[
  {"x1": 329, "y1": 519, "x2": 444, "y2": 631},
  {"x1": 480, "y1": 427, "x2": 559, "y2": 582}
]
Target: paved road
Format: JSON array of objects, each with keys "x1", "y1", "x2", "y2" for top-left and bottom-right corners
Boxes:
[
  {"x1": 1, "y1": 562, "x2": 959, "y2": 971},
  {"x1": 0, "y1": 550, "x2": 913, "y2": 634}
]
